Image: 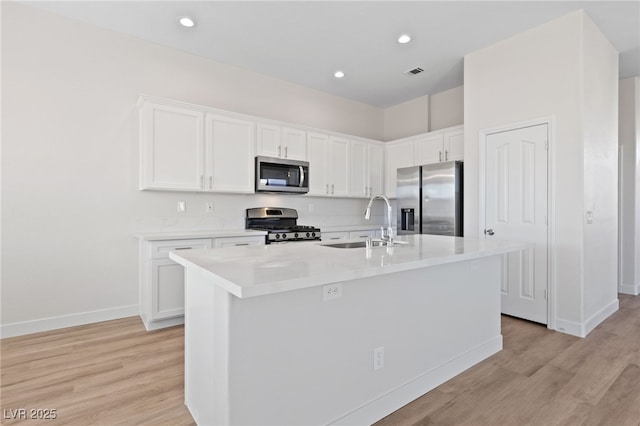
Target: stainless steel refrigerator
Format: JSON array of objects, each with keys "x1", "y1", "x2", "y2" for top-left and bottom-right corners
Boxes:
[{"x1": 396, "y1": 161, "x2": 463, "y2": 236}]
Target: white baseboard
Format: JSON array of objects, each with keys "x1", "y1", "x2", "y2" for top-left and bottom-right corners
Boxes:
[
  {"x1": 555, "y1": 298, "x2": 619, "y2": 338},
  {"x1": 0, "y1": 305, "x2": 139, "y2": 339},
  {"x1": 619, "y1": 282, "x2": 640, "y2": 296},
  {"x1": 584, "y1": 298, "x2": 619, "y2": 336},
  {"x1": 330, "y1": 335, "x2": 503, "y2": 426}
]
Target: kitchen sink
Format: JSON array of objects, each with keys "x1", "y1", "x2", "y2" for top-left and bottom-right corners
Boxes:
[{"x1": 321, "y1": 240, "x2": 408, "y2": 249}]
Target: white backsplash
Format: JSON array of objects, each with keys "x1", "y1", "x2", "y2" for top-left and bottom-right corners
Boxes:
[{"x1": 133, "y1": 191, "x2": 391, "y2": 233}]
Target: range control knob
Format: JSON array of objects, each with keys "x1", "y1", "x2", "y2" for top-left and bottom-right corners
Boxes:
[
  {"x1": 294, "y1": 233, "x2": 299, "y2": 239},
  {"x1": 306, "y1": 232, "x2": 310, "y2": 238},
  {"x1": 281, "y1": 233, "x2": 287, "y2": 239},
  {"x1": 311, "y1": 232, "x2": 316, "y2": 238},
  {"x1": 275, "y1": 234, "x2": 280, "y2": 239}
]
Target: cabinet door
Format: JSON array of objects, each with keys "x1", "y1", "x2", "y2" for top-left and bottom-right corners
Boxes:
[
  {"x1": 385, "y1": 140, "x2": 415, "y2": 198},
  {"x1": 350, "y1": 140, "x2": 368, "y2": 198},
  {"x1": 415, "y1": 133, "x2": 445, "y2": 165},
  {"x1": 205, "y1": 114, "x2": 255, "y2": 193},
  {"x1": 140, "y1": 102, "x2": 205, "y2": 191},
  {"x1": 282, "y1": 127, "x2": 307, "y2": 160},
  {"x1": 368, "y1": 142, "x2": 384, "y2": 197},
  {"x1": 444, "y1": 128, "x2": 464, "y2": 161},
  {"x1": 307, "y1": 132, "x2": 329, "y2": 195},
  {"x1": 329, "y1": 136, "x2": 350, "y2": 197},
  {"x1": 256, "y1": 122, "x2": 282, "y2": 158},
  {"x1": 151, "y1": 258, "x2": 185, "y2": 320}
]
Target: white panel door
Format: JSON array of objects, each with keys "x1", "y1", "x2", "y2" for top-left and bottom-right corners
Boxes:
[
  {"x1": 485, "y1": 124, "x2": 548, "y2": 324},
  {"x1": 151, "y1": 259, "x2": 185, "y2": 320}
]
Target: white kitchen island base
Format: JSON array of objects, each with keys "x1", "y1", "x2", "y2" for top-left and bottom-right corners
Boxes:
[{"x1": 179, "y1": 250, "x2": 504, "y2": 425}]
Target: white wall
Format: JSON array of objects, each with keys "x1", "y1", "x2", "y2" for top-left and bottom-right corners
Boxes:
[
  {"x1": 383, "y1": 95, "x2": 429, "y2": 141},
  {"x1": 464, "y1": 10, "x2": 619, "y2": 336},
  {"x1": 581, "y1": 16, "x2": 620, "y2": 322},
  {"x1": 619, "y1": 77, "x2": 640, "y2": 295},
  {"x1": 429, "y1": 86, "x2": 464, "y2": 131},
  {"x1": 1, "y1": 3, "x2": 387, "y2": 332}
]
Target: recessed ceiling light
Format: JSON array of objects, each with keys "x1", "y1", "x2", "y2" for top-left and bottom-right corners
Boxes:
[
  {"x1": 398, "y1": 34, "x2": 412, "y2": 44},
  {"x1": 334, "y1": 70, "x2": 345, "y2": 79},
  {"x1": 179, "y1": 16, "x2": 196, "y2": 28}
]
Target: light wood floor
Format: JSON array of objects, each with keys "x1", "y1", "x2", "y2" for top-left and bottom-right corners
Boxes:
[{"x1": 1, "y1": 295, "x2": 638, "y2": 426}]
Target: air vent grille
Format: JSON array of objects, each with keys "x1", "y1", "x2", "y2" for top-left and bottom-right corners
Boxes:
[{"x1": 405, "y1": 67, "x2": 424, "y2": 76}]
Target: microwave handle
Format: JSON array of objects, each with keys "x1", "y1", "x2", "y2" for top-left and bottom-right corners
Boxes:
[{"x1": 299, "y1": 166, "x2": 305, "y2": 187}]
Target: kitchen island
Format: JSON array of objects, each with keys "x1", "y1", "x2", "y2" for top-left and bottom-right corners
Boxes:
[{"x1": 170, "y1": 234, "x2": 530, "y2": 425}]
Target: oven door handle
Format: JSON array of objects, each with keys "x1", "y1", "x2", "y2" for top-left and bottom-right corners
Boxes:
[{"x1": 299, "y1": 166, "x2": 305, "y2": 187}]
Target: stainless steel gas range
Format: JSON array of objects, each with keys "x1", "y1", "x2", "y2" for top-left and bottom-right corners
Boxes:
[{"x1": 245, "y1": 207, "x2": 321, "y2": 244}]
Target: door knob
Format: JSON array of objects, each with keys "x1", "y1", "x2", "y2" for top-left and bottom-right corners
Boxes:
[{"x1": 484, "y1": 229, "x2": 495, "y2": 236}]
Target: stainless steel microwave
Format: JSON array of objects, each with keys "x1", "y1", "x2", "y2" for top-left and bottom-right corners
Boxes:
[{"x1": 255, "y1": 156, "x2": 309, "y2": 194}]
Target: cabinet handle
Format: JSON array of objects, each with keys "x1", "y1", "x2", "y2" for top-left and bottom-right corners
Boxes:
[
  {"x1": 209, "y1": 176, "x2": 213, "y2": 190},
  {"x1": 331, "y1": 184, "x2": 335, "y2": 194},
  {"x1": 326, "y1": 184, "x2": 329, "y2": 194},
  {"x1": 445, "y1": 150, "x2": 448, "y2": 161},
  {"x1": 284, "y1": 146, "x2": 288, "y2": 158},
  {"x1": 278, "y1": 145, "x2": 282, "y2": 157},
  {"x1": 369, "y1": 186, "x2": 372, "y2": 196},
  {"x1": 329, "y1": 237, "x2": 341, "y2": 240},
  {"x1": 235, "y1": 243, "x2": 250, "y2": 246},
  {"x1": 439, "y1": 151, "x2": 442, "y2": 162},
  {"x1": 200, "y1": 175, "x2": 204, "y2": 188},
  {"x1": 174, "y1": 247, "x2": 193, "y2": 250}
]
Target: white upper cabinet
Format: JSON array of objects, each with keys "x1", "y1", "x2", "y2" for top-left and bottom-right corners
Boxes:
[
  {"x1": 139, "y1": 101, "x2": 205, "y2": 191},
  {"x1": 205, "y1": 114, "x2": 255, "y2": 193},
  {"x1": 256, "y1": 122, "x2": 307, "y2": 160},
  {"x1": 385, "y1": 125, "x2": 464, "y2": 197},
  {"x1": 350, "y1": 138, "x2": 384, "y2": 198},
  {"x1": 415, "y1": 126, "x2": 464, "y2": 165},
  {"x1": 307, "y1": 133, "x2": 350, "y2": 197},
  {"x1": 385, "y1": 139, "x2": 415, "y2": 198},
  {"x1": 443, "y1": 127, "x2": 464, "y2": 161},
  {"x1": 416, "y1": 133, "x2": 445, "y2": 165}
]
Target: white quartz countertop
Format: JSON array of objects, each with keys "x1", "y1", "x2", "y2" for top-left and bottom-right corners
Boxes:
[
  {"x1": 169, "y1": 234, "x2": 532, "y2": 298},
  {"x1": 135, "y1": 229, "x2": 266, "y2": 241}
]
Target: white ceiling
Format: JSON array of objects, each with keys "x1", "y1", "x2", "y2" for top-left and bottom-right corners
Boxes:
[{"x1": 23, "y1": 1, "x2": 640, "y2": 108}]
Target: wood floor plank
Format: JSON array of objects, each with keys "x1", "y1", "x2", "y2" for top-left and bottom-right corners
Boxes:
[{"x1": 1, "y1": 295, "x2": 638, "y2": 425}]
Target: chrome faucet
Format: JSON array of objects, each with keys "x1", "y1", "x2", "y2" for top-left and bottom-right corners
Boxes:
[{"x1": 364, "y1": 194, "x2": 394, "y2": 246}]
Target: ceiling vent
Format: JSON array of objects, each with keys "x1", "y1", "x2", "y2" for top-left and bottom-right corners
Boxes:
[{"x1": 405, "y1": 67, "x2": 424, "y2": 76}]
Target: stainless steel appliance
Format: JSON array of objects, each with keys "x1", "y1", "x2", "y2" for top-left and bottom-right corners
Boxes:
[
  {"x1": 397, "y1": 161, "x2": 463, "y2": 236},
  {"x1": 246, "y1": 207, "x2": 321, "y2": 244},
  {"x1": 255, "y1": 156, "x2": 309, "y2": 194}
]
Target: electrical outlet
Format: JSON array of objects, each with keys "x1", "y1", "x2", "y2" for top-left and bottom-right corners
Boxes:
[
  {"x1": 322, "y1": 283, "x2": 342, "y2": 301},
  {"x1": 205, "y1": 202, "x2": 214, "y2": 213},
  {"x1": 373, "y1": 346, "x2": 385, "y2": 371},
  {"x1": 177, "y1": 201, "x2": 186, "y2": 213},
  {"x1": 470, "y1": 260, "x2": 480, "y2": 271}
]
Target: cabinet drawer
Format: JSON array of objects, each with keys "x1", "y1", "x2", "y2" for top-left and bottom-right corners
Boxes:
[
  {"x1": 349, "y1": 230, "x2": 379, "y2": 240},
  {"x1": 321, "y1": 232, "x2": 349, "y2": 242},
  {"x1": 150, "y1": 238, "x2": 212, "y2": 259},
  {"x1": 214, "y1": 236, "x2": 265, "y2": 248}
]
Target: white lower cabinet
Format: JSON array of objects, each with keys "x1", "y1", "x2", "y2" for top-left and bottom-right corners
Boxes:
[{"x1": 140, "y1": 235, "x2": 264, "y2": 330}]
